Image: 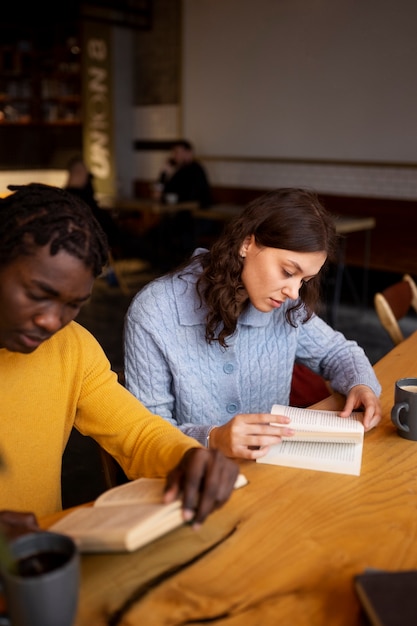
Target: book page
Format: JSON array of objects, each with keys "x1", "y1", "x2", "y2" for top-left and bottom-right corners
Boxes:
[
  {"x1": 50, "y1": 501, "x2": 183, "y2": 552},
  {"x1": 95, "y1": 477, "x2": 166, "y2": 507},
  {"x1": 50, "y1": 474, "x2": 249, "y2": 553},
  {"x1": 257, "y1": 405, "x2": 364, "y2": 475},
  {"x1": 95, "y1": 474, "x2": 249, "y2": 508},
  {"x1": 257, "y1": 439, "x2": 363, "y2": 476},
  {"x1": 270, "y1": 404, "x2": 364, "y2": 444}
]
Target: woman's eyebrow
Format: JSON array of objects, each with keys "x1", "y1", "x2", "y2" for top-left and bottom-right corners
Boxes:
[{"x1": 286, "y1": 259, "x2": 303, "y2": 272}]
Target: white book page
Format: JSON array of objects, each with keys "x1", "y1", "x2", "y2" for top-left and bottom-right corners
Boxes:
[
  {"x1": 270, "y1": 405, "x2": 364, "y2": 443},
  {"x1": 257, "y1": 440, "x2": 363, "y2": 476},
  {"x1": 257, "y1": 405, "x2": 364, "y2": 475}
]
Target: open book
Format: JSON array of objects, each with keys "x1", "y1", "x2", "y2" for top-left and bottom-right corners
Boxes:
[
  {"x1": 51, "y1": 474, "x2": 248, "y2": 553},
  {"x1": 256, "y1": 404, "x2": 364, "y2": 476}
]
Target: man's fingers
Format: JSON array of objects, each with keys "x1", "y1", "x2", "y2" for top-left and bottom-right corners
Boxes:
[{"x1": 165, "y1": 448, "x2": 238, "y2": 527}]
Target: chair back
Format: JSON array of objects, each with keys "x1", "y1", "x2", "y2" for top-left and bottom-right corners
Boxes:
[
  {"x1": 106, "y1": 252, "x2": 154, "y2": 296},
  {"x1": 99, "y1": 448, "x2": 128, "y2": 490},
  {"x1": 374, "y1": 274, "x2": 417, "y2": 345}
]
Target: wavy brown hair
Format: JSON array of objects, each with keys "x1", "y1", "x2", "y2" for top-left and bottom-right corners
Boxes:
[{"x1": 188, "y1": 188, "x2": 338, "y2": 347}]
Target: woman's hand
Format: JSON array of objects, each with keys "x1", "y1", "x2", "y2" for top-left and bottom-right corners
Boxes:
[
  {"x1": 339, "y1": 384, "x2": 382, "y2": 431},
  {"x1": 208, "y1": 413, "x2": 294, "y2": 459}
]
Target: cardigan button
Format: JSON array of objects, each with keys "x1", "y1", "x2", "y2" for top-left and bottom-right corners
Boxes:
[
  {"x1": 227, "y1": 403, "x2": 238, "y2": 413},
  {"x1": 223, "y1": 363, "x2": 234, "y2": 374}
]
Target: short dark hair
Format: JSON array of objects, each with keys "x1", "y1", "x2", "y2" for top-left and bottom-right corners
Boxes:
[
  {"x1": 173, "y1": 139, "x2": 193, "y2": 152},
  {"x1": 0, "y1": 182, "x2": 109, "y2": 276}
]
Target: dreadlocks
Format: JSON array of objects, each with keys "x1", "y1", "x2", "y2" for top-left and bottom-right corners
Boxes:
[{"x1": 0, "y1": 183, "x2": 109, "y2": 276}]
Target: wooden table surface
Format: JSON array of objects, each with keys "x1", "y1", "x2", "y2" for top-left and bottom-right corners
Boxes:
[{"x1": 41, "y1": 331, "x2": 417, "y2": 626}]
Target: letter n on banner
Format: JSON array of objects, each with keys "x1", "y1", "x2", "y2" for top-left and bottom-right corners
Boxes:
[{"x1": 81, "y1": 20, "x2": 116, "y2": 198}]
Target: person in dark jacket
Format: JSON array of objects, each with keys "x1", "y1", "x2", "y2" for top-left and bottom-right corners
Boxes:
[{"x1": 153, "y1": 141, "x2": 213, "y2": 267}]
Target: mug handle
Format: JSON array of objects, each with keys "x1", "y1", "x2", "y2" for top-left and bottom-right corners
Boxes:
[{"x1": 391, "y1": 401, "x2": 410, "y2": 432}]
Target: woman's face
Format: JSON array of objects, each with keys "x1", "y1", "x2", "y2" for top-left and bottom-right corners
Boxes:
[{"x1": 240, "y1": 235, "x2": 326, "y2": 313}]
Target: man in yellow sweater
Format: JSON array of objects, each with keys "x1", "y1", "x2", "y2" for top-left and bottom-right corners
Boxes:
[{"x1": 0, "y1": 183, "x2": 238, "y2": 527}]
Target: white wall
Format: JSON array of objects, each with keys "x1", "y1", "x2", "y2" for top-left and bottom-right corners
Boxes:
[
  {"x1": 183, "y1": 0, "x2": 417, "y2": 162},
  {"x1": 180, "y1": 0, "x2": 417, "y2": 199},
  {"x1": 5, "y1": 2, "x2": 417, "y2": 200}
]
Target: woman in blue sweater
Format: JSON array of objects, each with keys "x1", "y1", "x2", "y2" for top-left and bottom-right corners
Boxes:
[{"x1": 124, "y1": 188, "x2": 381, "y2": 460}]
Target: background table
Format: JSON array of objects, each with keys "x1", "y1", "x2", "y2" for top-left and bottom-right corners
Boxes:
[
  {"x1": 104, "y1": 197, "x2": 199, "y2": 214},
  {"x1": 42, "y1": 331, "x2": 417, "y2": 626}
]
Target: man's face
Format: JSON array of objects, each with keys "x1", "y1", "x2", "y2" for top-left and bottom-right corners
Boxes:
[
  {"x1": 172, "y1": 145, "x2": 192, "y2": 166},
  {"x1": 0, "y1": 245, "x2": 94, "y2": 353}
]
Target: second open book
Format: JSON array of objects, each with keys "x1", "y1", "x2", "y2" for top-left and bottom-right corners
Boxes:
[
  {"x1": 256, "y1": 404, "x2": 364, "y2": 476},
  {"x1": 51, "y1": 473, "x2": 248, "y2": 553}
]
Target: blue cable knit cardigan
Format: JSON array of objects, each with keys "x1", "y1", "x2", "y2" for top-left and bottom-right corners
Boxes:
[{"x1": 124, "y1": 255, "x2": 381, "y2": 447}]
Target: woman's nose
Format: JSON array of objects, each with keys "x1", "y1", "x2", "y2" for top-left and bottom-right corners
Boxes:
[{"x1": 283, "y1": 280, "x2": 302, "y2": 300}]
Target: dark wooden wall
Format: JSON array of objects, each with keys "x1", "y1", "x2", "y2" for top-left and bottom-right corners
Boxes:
[
  {"x1": 210, "y1": 186, "x2": 417, "y2": 277},
  {"x1": 134, "y1": 180, "x2": 417, "y2": 277}
]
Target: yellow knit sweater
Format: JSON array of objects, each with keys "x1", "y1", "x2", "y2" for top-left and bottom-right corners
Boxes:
[{"x1": 0, "y1": 322, "x2": 197, "y2": 517}]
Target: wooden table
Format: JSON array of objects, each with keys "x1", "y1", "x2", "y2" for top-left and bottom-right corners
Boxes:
[
  {"x1": 329, "y1": 216, "x2": 376, "y2": 328},
  {"x1": 104, "y1": 196, "x2": 199, "y2": 215},
  {"x1": 41, "y1": 331, "x2": 417, "y2": 626}
]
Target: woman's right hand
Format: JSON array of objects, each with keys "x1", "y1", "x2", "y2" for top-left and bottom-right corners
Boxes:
[{"x1": 208, "y1": 413, "x2": 294, "y2": 459}]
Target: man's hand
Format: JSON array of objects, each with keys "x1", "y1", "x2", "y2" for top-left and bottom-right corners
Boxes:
[
  {"x1": 0, "y1": 510, "x2": 39, "y2": 541},
  {"x1": 163, "y1": 448, "x2": 239, "y2": 528}
]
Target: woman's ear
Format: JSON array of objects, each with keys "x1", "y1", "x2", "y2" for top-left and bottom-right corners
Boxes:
[{"x1": 239, "y1": 235, "x2": 254, "y2": 258}]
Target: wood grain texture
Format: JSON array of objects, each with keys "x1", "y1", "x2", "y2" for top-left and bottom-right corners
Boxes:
[{"x1": 42, "y1": 332, "x2": 417, "y2": 625}]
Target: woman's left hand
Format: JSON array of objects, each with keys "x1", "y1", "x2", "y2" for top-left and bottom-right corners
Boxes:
[{"x1": 339, "y1": 384, "x2": 381, "y2": 431}]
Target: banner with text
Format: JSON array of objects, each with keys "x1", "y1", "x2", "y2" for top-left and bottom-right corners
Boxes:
[{"x1": 81, "y1": 20, "x2": 116, "y2": 198}]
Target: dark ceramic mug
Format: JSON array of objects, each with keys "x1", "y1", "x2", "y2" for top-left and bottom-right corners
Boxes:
[
  {"x1": 391, "y1": 377, "x2": 417, "y2": 440},
  {"x1": 0, "y1": 531, "x2": 79, "y2": 626}
]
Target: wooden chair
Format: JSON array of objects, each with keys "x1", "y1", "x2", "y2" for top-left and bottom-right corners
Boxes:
[
  {"x1": 99, "y1": 448, "x2": 128, "y2": 490},
  {"x1": 106, "y1": 252, "x2": 155, "y2": 296},
  {"x1": 374, "y1": 274, "x2": 417, "y2": 345}
]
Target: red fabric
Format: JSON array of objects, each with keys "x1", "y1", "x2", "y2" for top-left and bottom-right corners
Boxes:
[{"x1": 290, "y1": 363, "x2": 330, "y2": 408}]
